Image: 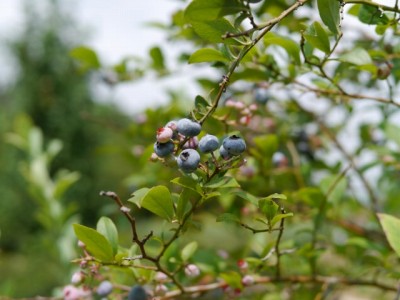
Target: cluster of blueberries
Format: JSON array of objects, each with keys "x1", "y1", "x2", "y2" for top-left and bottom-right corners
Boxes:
[{"x1": 153, "y1": 118, "x2": 246, "y2": 173}]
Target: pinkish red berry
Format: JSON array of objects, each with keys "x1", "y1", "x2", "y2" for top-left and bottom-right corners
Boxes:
[
  {"x1": 242, "y1": 275, "x2": 255, "y2": 286},
  {"x1": 237, "y1": 259, "x2": 248, "y2": 270},
  {"x1": 155, "y1": 272, "x2": 168, "y2": 282},
  {"x1": 71, "y1": 271, "x2": 84, "y2": 285},
  {"x1": 156, "y1": 127, "x2": 174, "y2": 143},
  {"x1": 185, "y1": 264, "x2": 200, "y2": 277}
]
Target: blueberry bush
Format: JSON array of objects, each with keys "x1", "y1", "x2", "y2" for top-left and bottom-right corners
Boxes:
[{"x1": 64, "y1": 0, "x2": 400, "y2": 299}]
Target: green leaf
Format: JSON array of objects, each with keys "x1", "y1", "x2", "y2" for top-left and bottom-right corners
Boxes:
[
  {"x1": 233, "y1": 190, "x2": 259, "y2": 206},
  {"x1": 378, "y1": 213, "x2": 400, "y2": 257},
  {"x1": 127, "y1": 187, "x2": 150, "y2": 207},
  {"x1": 184, "y1": 0, "x2": 245, "y2": 22},
  {"x1": 141, "y1": 186, "x2": 175, "y2": 222},
  {"x1": 149, "y1": 46, "x2": 165, "y2": 71},
  {"x1": 96, "y1": 217, "x2": 119, "y2": 256},
  {"x1": 358, "y1": 4, "x2": 389, "y2": 25},
  {"x1": 171, "y1": 177, "x2": 202, "y2": 194},
  {"x1": 265, "y1": 193, "x2": 287, "y2": 201},
  {"x1": 191, "y1": 19, "x2": 239, "y2": 44},
  {"x1": 270, "y1": 213, "x2": 294, "y2": 228},
  {"x1": 70, "y1": 46, "x2": 101, "y2": 71},
  {"x1": 264, "y1": 32, "x2": 300, "y2": 65},
  {"x1": 181, "y1": 241, "x2": 198, "y2": 261},
  {"x1": 176, "y1": 188, "x2": 196, "y2": 223},
  {"x1": 317, "y1": 0, "x2": 340, "y2": 35},
  {"x1": 303, "y1": 22, "x2": 331, "y2": 54},
  {"x1": 339, "y1": 48, "x2": 372, "y2": 66},
  {"x1": 216, "y1": 213, "x2": 241, "y2": 223},
  {"x1": 195, "y1": 95, "x2": 210, "y2": 111},
  {"x1": 189, "y1": 48, "x2": 230, "y2": 64},
  {"x1": 73, "y1": 224, "x2": 114, "y2": 262},
  {"x1": 204, "y1": 176, "x2": 240, "y2": 189},
  {"x1": 259, "y1": 198, "x2": 279, "y2": 224},
  {"x1": 53, "y1": 171, "x2": 80, "y2": 200}
]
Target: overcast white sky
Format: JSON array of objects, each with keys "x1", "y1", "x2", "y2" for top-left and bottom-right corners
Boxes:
[
  {"x1": 0, "y1": 0, "x2": 396, "y2": 114},
  {"x1": 0, "y1": 0, "x2": 201, "y2": 114}
]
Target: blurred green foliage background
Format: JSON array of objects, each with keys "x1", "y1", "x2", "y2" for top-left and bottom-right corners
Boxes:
[{"x1": 0, "y1": 2, "x2": 134, "y2": 296}]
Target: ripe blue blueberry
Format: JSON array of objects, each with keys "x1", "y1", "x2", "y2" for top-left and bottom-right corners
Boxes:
[
  {"x1": 176, "y1": 118, "x2": 202, "y2": 137},
  {"x1": 222, "y1": 135, "x2": 246, "y2": 156},
  {"x1": 254, "y1": 88, "x2": 270, "y2": 104},
  {"x1": 219, "y1": 145, "x2": 231, "y2": 160},
  {"x1": 154, "y1": 141, "x2": 175, "y2": 157},
  {"x1": 97, "y1": 280, "x2": 113, "y2": 297},
  {"x1": 198, "y1": 134, "x2": 219, "y2": 153},
  {"x1": 272, "y1": 151, "x2": 288, "y2": 168},
  {"x1": 177, "y1": 149, "x2": 200, "y2": 173},
  {"x1": 128, "y1": 285, "x2": 148, "y2": 300}
]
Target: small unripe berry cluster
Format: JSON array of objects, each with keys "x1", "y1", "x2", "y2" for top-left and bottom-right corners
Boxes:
[
  {"x1": 225, "y1": 99, "x2": 257, "y2": 126},
  {"x1": 152, "y1": 118, "x2": 247, "y2": 173}
]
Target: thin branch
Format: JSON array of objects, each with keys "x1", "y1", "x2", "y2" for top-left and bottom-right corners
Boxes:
[
  {"x1": 153, "y1": 275, "x2": 397, "y2": 299},
  {"x1": 241, "y1": 222, "x2": 283, "y2": 234},
  {"x1": 343, "y1": 0, "x2": 400, "y2": 13},
  {"x1": 310, "y1": 165, "x2": 351, "y2": 277},
  {"x1": 99, "y1": 191, "x2": 153, "y2": 260},
  {"x1": 275, "y1": 207, "x2": 286, "y2": 279},
  {"x1": 199, "y1": 0, "x2": 310, "y2": 125},
  {"x1": 293, "y1": 79, "x2": 400, "y2": 107},
  {"x1": 395, "y1": 281, "x2": 400, "y2": 300},
  {"x1": 286, "y1": 140, "x2": 306, "y2": 188},
  {"x1": 290, "y1": 103, "x2": 381, "y2": 214}
]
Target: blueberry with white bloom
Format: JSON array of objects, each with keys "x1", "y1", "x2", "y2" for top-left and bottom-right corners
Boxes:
[
  {"x1": 176, "y1": 118, "x2": 202, "y2": 137},
  {"x1": 198, "y1": 134, "x2": 219, "y2": 153},
  {"x1": 219, "y1": 145, "x2": 231, "y2": 160},
  {"x1": 97, "y1": 280, "x2": 113, "y2": 297},
  {"x1": 154, "y1": 141, "x2": 174, "y2": 157},
  {"x1": 222, "y1": 135, "x2": 246, "y2": 156},
  {"x1": 128, "y1": 285, "x2": 148, "y2": 300},
  {"x1": 177, "y1": 149, "x2": 200, "y2": 173}
]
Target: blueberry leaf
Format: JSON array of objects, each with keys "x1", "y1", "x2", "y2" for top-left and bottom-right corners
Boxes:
[
  {"x1": 96, "y1": 217, "x2": 119, "y2": 256},
  {"x1": 181, "y1": 241, "x2": 198, "y2": 261},
  {"x1": 264, "y1": 32, "x2": 300, "y2": 65},
  {"x1": 190, "y1": 19, "x2": 240, "y2": 45},
  {"x1": 141, "y1": 186, "x2": 175, "y2": 222},
  {"x1": 270, "y1": 213, "x2": 294, "y2": 228},
  {"x1": 184, "y1": 0, "x2": 246, "y2": 22},
  {"x1": 303, "y1": 22, "x2": 331, "y2": 54},
  {"x1": 317, "y1": 0, "x2": 340, "y2": 36},
  {"x1": 204, "y1": 176, "x2": 240, "y2": 189},
  {"x1": 216, "y1": 213, "x2": 241, "y2": 223},
  {"x1": 378, "y1": 213, "x2": 400, "y2": 257},
  {"x1": 70, "y1": 46, "x2": 101, "y2": 72},
  {"x1": 73, "y1": 224, "x2": 114, "y2": 262},
  {"x1": 189, "y1": 48, "x2": 230, "y2": 64},
  {"x1": 339, "y1": 48, "x2": 372, "y2": 65},
  {"x1": 358, "y1": 4, "x2": 389, "y2": 25}
]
